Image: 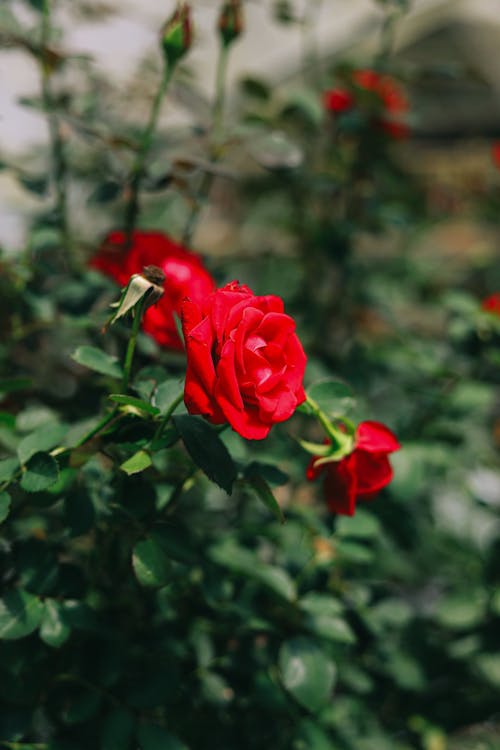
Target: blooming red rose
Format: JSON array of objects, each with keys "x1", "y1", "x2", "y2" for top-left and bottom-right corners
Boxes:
[
  {"x1": 90, "y1": 230, "x2": 215, "y2": 350},
  {"x1": 181, "y1": 281, "x2": 307, "y2": 440},
  {"x1": 306, "y1": 421, "x2": 400, "y2": 516},
  {"x1": 323, "y1": 68, "x2": 409, "y2": 139},
  {"x1": 482, "y1": 293, "x2": 500, "y2": 316}
]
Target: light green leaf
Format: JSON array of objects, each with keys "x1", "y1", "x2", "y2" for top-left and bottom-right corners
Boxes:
[
  {"x1": 154, "y1": 379, "x2": 184, "y2": 415},
  {"x1": 0, "y1": 589, "x2": 44, "y2": 640},
  {"x1": 17, "y1": 422, "x2": 67, "y2": 465},
  {"x1": 40, "y1": 599, "x2": 71, "y2": 647},
  {"x1": 72, "y1": 346, "x2": 123, "y2": 379},
  {"x1": 120, "y1": 450, "x2": 153, "y2": 475},
  {"x1": 0, "y1": 457, "x2": 20, "y2": 483}
]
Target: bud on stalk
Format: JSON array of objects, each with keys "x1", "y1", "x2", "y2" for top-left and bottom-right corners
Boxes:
[
  {"x1": 161, "y1": 2, "x2": 192, "y2": 68},
  {"x1": 218, "y1": 0, "x2": 244, "y2": 47}
]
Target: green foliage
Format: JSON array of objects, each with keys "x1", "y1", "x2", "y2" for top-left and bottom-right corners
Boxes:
[{"x1": 0, "y1": 0, "x2": 499, "y2": 747}]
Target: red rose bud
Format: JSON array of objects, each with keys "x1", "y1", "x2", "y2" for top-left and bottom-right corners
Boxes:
[
  {"x1": 181, "y1": 281, "x2": 307, "y2": 440},
  {"x1": 90, "y1": 230, "x2": 215, "y2": 350},
  {"x1": 307, "y1": 421, "x2": 400, "y2": 516},
  {"x1": 482, "y1": 293, "x2": 500, "y2": 316},
  {"x1": 161, "y1": 2, "x2": 192, "y2": 68},
  {"x1": 218, "y1": 0, "x2": 244, "y2": 47}
]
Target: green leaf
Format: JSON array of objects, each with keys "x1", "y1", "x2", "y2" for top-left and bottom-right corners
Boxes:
[
  {"x1": 101, "y1": 708, "x2": 135, "y2": 750},
  {"x1": 0, "y1": 377, "x2": 32, "y2": 395},
  {"x1": 0, "y1": 491, "x2": 11, "y2": 523},
  {"x1": 307, "y1": 378, "x2": 355, "y2": 418},
  {"x1": 173, "y1": 415, "x2": 237, "y2": 494},
  {"x1": 246, "y1": 474, "x2": 285, "y2": 523},
  {"x1": 39, "y1": 599, "x2": 71, "y2": 648},
  {"x1": 20, "y1": 452, "x2": 59, "y2": 493},
  {"x1": 435, "y1": 593, "x2": 486, "y2": 630},
  {"x1": 87, "y1": 180, "x2": 121, "y2": 205},
  {"x1": 120, "y1": 450, "x2": 153, "y2": 476},
  {"x1": 132, "y1": 536, "x2": 172, "y2": 587},
  {"x1": 72, "y1": 346, "x2": 123, "y2": 379},
  {"x1": 17, "y1": 422, "x2": 67, "y2": 465},
  {"x1": 153, "y1": 379, "x2": 184, "y2": 415},
  {"x1": 0, "y1": 589, "x2": 44, "y2": 640},
  {"x1": 0, "y1": 457, "x2": 19, "y2": 483},
  {"x1": 279, "y1": 637, "x2": 336, "y2": 713},
  {"x1": 137, "y1": 723, "x2": 187, "y2": 750},
  {"x1": 476, "y1": 653, "x2": 500, "y2": 687},
  {"x1": 336, "y1": 510, "x2": 381, "y2": 539},
  {"x1": 109, "y1": 394, "x2": 160, "y2": 416},
  {"x1": 18, "y1": 173, "x2": 48, "y2": 195},
  {"x1": 209, "y1": 539, "x2": 296, "y2": 602}
]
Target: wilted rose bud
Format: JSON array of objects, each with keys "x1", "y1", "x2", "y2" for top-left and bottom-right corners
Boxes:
[
  {"x1": 218, "y1": 0, "x2": 244, "y2": 47},
  {"x1": 161, "y1": 2, "x2": 192, "y2": 68},
  {"x1": 108, "y1": 265, "x2": 165, "y2": 326}
]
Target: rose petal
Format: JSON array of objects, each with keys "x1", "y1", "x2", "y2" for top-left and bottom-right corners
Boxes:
[
  {"x1": 354, "y1": 450, "x2": 393, "y2": 496},
  {"x1": 355, "y1": 421, "x2": 400, "y2": 454}
]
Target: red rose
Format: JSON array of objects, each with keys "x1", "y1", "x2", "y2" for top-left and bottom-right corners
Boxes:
[
  {"x1": 323, "y1": 88, "x2": 354, "y2": 114},
  {"x1": 90, "y1": 230, "x2": 215, "y2": 350},
  {"x1": 181, "y1": 281, "x2": 307, "y2": 440},
  {"x1": 492, "y1": 143, "x2": 500, "y2": 170},
  {"x1": 482, "y1": 293, "x2": 500, "y2": 316},
  {"x1": 306, "y1": 421, "x2": 400, "y2": 516}
]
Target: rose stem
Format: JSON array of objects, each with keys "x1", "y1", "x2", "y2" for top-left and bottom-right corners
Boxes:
[
  {"x1": 121, "y1": 295, "x2": 147, "y2": 392},
  {"x1": 181, "y1": 41, "x2": 230, "y2": 246},
  {"x1": 152, "y1": 391, "x2": 185, "y2": 442},
  {"x1": 123, "y1": 62, "x2": 174, "y2": 242},
  {"x1": 40, "y1": 0, "x2": 77, "y2": 272},
  {"x1": 304, "y1": 393, "x2": 354, "y2": 457}
]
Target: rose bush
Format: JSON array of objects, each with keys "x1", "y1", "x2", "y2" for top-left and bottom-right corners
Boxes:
[
  {"x1": 307, "y1": 420, "x2": 400, "y2": 515},
  {"x1": 181, "y1": 280, "x2": 307, "y2": 439},
  {"x1": 91, "y1": 230, "x2": 215, "y2": 349}
]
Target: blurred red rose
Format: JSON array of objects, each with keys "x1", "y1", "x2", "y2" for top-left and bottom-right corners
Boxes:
[
  {"x1": 323, "y1": 68, "x2": 409, "y2": 139},
  {"x1": 90, "y1": 230, "x2": 215, "y2": 350},
  {"x1": 181, "y1": 280, "x2": 307, "y2": 440},
  {"x1": 307, "y1": 421, "x2": 400, "y2": 516},
  {"x1": 482, "y1": 293, "x2": 500, "y2": 316},
  {"x1": 492, "y1": 143, "x2": 500, "y2": 170},
  {"x1": 323, "y1": 88, "x2": 354, "y2": 114}
]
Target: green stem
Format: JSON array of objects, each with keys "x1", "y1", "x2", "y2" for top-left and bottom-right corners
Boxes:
[
  {"x1": 152, "y1": 391, "x2": 184, "y2": 442},
  {"x1": 121, "y1": 296, "x2": 147, "y2": 391},
  {"x1": 305, "y1": 393, "x2": 354, "y2": 456},
  {"x1": 124, "y1": 63, "x2": 174, "y2": 240},
  {"x1": 181, "y1": 42, "x2": 229, "y2": 246},
  {"x1": 73, "y1": 408, "x2": 121, "y2": 449},
  {"x1": 40, "y1": 0, "x2": 76, "y2": 271}
]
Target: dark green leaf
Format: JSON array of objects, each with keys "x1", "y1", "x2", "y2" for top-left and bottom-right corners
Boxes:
[
  {"x1": 17, "y1": 422, "x2": 67, "y2": 465},
  {"x1": 18, "y1": 173, "x2": 48, "y2": 195},
  {"x1": 101, "y1": 708, "x2": 135, "y2": 750},
  {"x1": 173, "y1": 415, "x2": 237, "y2": 494},
  {"x1": 0, "y1": 377, "x2": 32, "y2": 395},
  {"x1": 87, "y1": 180, "x2": 121, "y2": 205},
  {"x1": 132, "y1": 536, "x2": 171, "y2": 587},
  {"x1": 279, "y1": 637, "x2": 336, "y2": 713},
  {"x1": 72, "y1": 346, "x2": 123, "y2": 379},
  {"x1": 0, "y1": 589, "x2": 44, "y2": 640},
  {"x1": 0, "y1": 491, "x2": 11, "y2": 523},
  {"x1": 246, "y1": 474, "x2": 285, "y2": 523},
  {"x1": 20, "y1": 452, "x2": 59, "y2": 493},
  {"x1": 136, "y1": 723, "x2": 187, "y2": 750}
]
